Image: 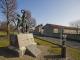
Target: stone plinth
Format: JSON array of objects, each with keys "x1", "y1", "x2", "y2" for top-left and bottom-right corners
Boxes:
[{"x1": 9, "y1": 33, "x2": 41, "y2": 57}]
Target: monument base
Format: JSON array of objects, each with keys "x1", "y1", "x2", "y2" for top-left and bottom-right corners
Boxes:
[
  {"x1": 19, "y1": 47, "x2": 26, "y2": 57},
  {"x1": 9, "y1": 33, "x2": 41, "y2": 57}
]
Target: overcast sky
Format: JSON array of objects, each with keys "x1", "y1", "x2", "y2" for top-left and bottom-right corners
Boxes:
[{"x1": 0, "y1": 0, "x2": 80, "y2": 26}]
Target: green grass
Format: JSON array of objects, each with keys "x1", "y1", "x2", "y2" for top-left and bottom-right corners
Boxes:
[
  {"x1": 0, "y1": 35, "x2": 61, "y2": 54},
  {"x1": 0, "y1": 33, "x2": 80, "y2": 60},
  {"x1": 34, "y1": 38, "x2": 56, "y2": 46},
  {"x1": 0, "y1": 31, "x2": 9, "y2": 47},
  {"x1": 0, "y1": 31, "x2": 17, "y2": 47},
  {"x1": 0, "y1": 39, "x2": 10, "y2": 47},
  {"x1": 0, "y1": 31, "x2": 18, "y2": 35},
  {"x1": 34, "y1": 37, "x2": 61, "y2": 55},
  {"x1": 0, "y1": 32, "x2": 7, "y2": 35},
  {"x1": 34, "y1": 36, "x2": 80, "y2": 60},
  {"x1": 48, "y1": 46, "x2": 61, "y2": 54},
  {"x1": 67, "y1": 47, "x2": 80, "y2": 60}
]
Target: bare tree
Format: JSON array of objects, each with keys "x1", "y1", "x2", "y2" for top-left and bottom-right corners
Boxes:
[
  {"x1": 70, "y1": 20, "x2": 80, "y2": 34},
  {"x1": 70, "y1": 20, "x2": 80, "y2": 27},
  {"x1": 24, "y1": 10, "x2": 36, "y2": 28},
  {"x1": 0, "y1": 21, "x2": 7, "y2": 31},
  {"x1": 30, "y1": 17, "x2": 36, "y2": 28},
  {"x1": 0, "y1": 0, "x2": 17, "y2": 36},
  {"x1": 0, "y1": 20, "x2": 1, "y2": 27}
]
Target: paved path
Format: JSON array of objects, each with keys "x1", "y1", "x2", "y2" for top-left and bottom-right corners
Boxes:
[{"x1": 38, "y1": 36, "x2": 80, "y2": 49}]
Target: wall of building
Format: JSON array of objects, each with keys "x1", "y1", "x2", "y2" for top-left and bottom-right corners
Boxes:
[
  {"x1": 43, "y1": 25, "x2": 53, "y2": 37},
  {"x1": 63, "y1": 29, "x2": 76, "y2": 34}
]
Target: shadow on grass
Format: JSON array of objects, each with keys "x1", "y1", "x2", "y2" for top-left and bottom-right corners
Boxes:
[
  {"x1": 0, "y1": 47, "x2": 35, "y2": 58},
  {"x1": 0, "y1": 47, "x2": 19, "y2": 58},
  {"x1": 44, "y1": 55, "x2": 64, "y2": 60}
]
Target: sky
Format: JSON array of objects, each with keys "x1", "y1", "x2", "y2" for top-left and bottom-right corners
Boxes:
[{"x1": 0, "y1": 0, "x2": 80, "y2": 26}]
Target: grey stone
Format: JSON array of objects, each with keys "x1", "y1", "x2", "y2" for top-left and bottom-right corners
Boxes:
[
  {"x1": 17, "y1": 33, "x2": 36, "y2": 48},
  {"x1": 27, "y1": 44, "x2": 41, "y2": 57},
  {"x1": 9, "y1": 33, "x2": 41, "y2": 57}
]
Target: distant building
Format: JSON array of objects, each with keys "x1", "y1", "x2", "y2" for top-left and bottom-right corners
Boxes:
[
  {"x1": 34, "y1": 24, "x2": 43, "y2": 35},
  {"x1": 43, "y1": 24, "x2": 80, "y2": 37}
]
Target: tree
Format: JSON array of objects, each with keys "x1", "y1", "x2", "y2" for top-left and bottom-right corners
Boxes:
[
  {"x1": 0, "y1": 21, "x2": 7, "y2": 31},
  {"x1": 70, "y1": 20, "x2": 80, "y2": 34},
  {"x1": 30, "y1": 17, "x2": 36, "y2": 28},
  {"x1": 24, "y1": 10, "x2": 36, "y2": 30},
  {"x1": 0, "y1": 0, "x2": 17, "y2": 36},
  {"x1": 70, "y1": 20, "x2": 80, "y2": 27},
  {"x1": 0, "y1": 20, "x2": 1, "y2": 27}
]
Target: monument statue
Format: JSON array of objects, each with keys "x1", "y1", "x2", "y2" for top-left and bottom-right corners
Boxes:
[
  {"x1": 9, "y1": 10, "x2": 41, "y2": 57},
  {"x1": 16, "y1": 10, "x2": 30, "y2": 33}
]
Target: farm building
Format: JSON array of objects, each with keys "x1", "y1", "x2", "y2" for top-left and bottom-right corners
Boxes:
[
  {"x1": 34, "y1": 24, "x2": 80, "y2": 39},
  {"x1": 34, "y1": 24, "x2": 44, "y2": 35}
]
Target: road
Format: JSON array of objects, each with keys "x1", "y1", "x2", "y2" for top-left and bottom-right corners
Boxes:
[{"x1": 38, "y1": 36, "x2": 80, "y2": 49}]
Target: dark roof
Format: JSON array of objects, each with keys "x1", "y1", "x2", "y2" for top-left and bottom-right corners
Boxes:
[
  {"x1": 43, "y1": 24, "x2": 80, "y2": 30},
  {"x1": 35, "y1": 24, "x2": 43, "y2": 28}
]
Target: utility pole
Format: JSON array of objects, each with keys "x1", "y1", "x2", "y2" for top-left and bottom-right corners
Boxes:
[
  {"x1": 60, "y1": 27, "x2": 66, "y2": 58},
  {"x1": 76, "y1": 24, "x2": 79, "y2": 34}
]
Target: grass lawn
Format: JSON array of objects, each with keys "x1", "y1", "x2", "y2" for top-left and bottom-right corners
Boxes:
[
  {"x1": 0, "y1": 31, "x2": 17, "y2": 47},
  {"x1": 34, "y1": 36, "x2": 80, "y2": 60},
  {"x1": 0, "y1": 31, "x2": 18, "y2": 35},
  {"x1": 0, "y1": 33, "x2": 80, "y2": 60},
  {"x1": 0, "y1": 39, "x2": 10, "y2": 47},
  {"x1": 0, "y1": 32, "x2": 7, "y2": 36},
  {"x1": 34, "y1": 37, "x2": 61, "y2": 55},
  {"x1": 0, "y1": 31, "x2": 9, "y2": 47},
  {"x1": 67, "y1": 47, "x2": 80, "y2": 60}
]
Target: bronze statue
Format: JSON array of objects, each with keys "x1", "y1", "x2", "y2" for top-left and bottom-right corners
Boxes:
[{"x1": 16, "y1": 10, "x2": 31, "y2": 33}]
